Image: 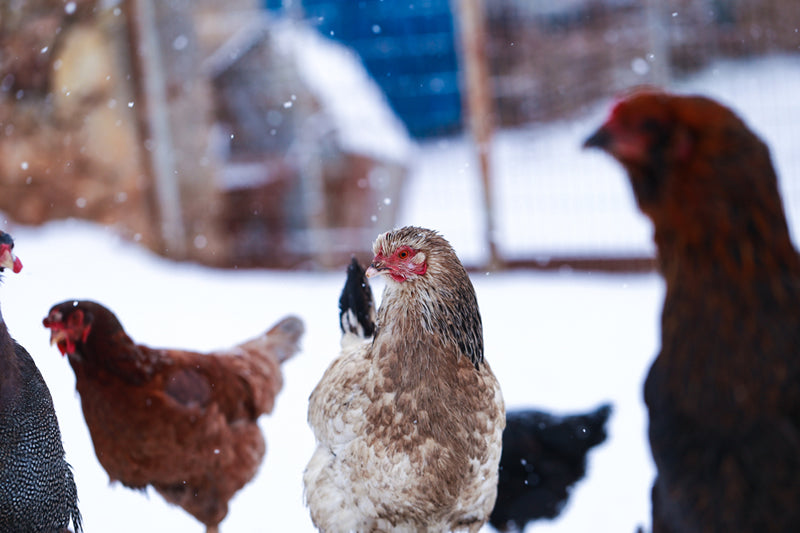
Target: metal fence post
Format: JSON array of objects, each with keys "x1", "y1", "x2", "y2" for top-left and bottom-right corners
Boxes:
[{"x1": 126, "y1": 0, "x2": 187, "y2": 258}]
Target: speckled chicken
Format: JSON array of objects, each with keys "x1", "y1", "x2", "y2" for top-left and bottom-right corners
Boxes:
[
  {"x1": 337, "y1": 257, "x2": 610, "y2": 533},
  {"x1": 0, "y1": 231, "x2": 82, "y2": 533},
  {"x1": 585, "y1": 90, "x2": 800, "y2": 532},
  {"x1": 304, "y1": 227, "x2": 505, "y2": 533},
  {"x1": 43, "y1": 299, "x2": 303, "y2": 533}
]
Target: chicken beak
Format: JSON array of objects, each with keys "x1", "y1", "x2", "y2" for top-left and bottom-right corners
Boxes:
[
  {"x1": 583, "y1": 125, "x2": 612, "y2": 151},
  {"x1": 365, "y1": 264, "x2": 383, "y2": 278},
  {"x1": 49, "y1": 328, "x2": 64, "y2": 346},
  {"x1": 47, "y1": 328, "x2": 69, "y2": 356},
  {"x1": 0, "y1": 244, "x2": 22, "y2": 273}
]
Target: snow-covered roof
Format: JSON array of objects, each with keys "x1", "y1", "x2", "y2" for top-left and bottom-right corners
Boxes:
[
  {"x1": 272, "y1": 19, "x2": 413, "y2": 164},
  {"x1": 205, "y1": 15, "x2": 413, "y2": 165}
]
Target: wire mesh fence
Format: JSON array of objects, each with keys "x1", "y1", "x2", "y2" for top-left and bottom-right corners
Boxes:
[{"x1": 394, "y1": 0, "x2": 800, "y2": 270}]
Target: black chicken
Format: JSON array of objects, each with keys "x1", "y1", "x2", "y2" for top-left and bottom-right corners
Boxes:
[
  {"x1": 0, "y1": 230, "x2": 82, "y2": 532},
  {"x1": 489, "y1": 404, "x2": 611, "y2": 531}
]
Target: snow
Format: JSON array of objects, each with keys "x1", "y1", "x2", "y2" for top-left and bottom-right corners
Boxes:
[
  {"x1": 204, "y1": 16, "x2": 412, "y2": 167},
  {"x1": 277, "y1": 20, "x2": 414, "y2": 165},
  {"x1": 2, "y1": 220, "x2": 658, "y2": 533},
  {"x1": 2, "y1": 54, "x2": 799, "y2": 532}
]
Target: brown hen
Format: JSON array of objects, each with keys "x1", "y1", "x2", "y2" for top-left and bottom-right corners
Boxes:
[
  {"x1": 304, "y1": 227, "x2": 505, "y2": 533},
  {"x1": 43, "y1": 299, "x2": 303, "y2": 533},
  {"x1": 585, "y1": 90, "x2": 800, "y2": 532}
]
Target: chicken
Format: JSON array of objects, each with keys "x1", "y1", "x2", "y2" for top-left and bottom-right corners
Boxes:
[
  {"x1": 304, "y1": 227, "x2": 506, "y2": 532},
  {"x1": 338, "y1": 256, "x2": 376, "y2": 341},
  {"x1": 0, "y1": 231, "x2": 82, "y2": 532},
  {"x1": 584, "y1": 90, "x2": 800, "y2": 532},
  {"x1": 42, "y1": 300, "x2": 304, "y2": 533},
  {"x1": 334, "y1": 256, "x2": 611, "y2": 532},
  {"x1": 489, "y1": 403, "x2": 611, "y2": 532}
]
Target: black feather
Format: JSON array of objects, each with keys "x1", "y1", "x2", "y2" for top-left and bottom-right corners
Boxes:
[
  {"x1": 338, "y1": 257, "x2": 376, "y2": 339},
  {"x1": 0, "y1": 232, "x2": 82, "y2": 533},
  {"x1": 489, "y1": 403, "x2": 612, "y2": 532}
]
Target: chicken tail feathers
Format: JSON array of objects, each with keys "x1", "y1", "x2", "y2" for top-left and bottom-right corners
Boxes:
[
  {"x1": 263, "y1": 315, "x2": 305, "y2": 364},
  {"x1": 570, "y1": 403, "x2": 612, "y2": 450},
  {"x1": 506, "y1": 402, "x2": 612, "y2": 458},
  {"x1": 490, "y1": 403, "x2": 612, "y2": 530},
  {"x1": 233, "y1": 314, "x2": 304, "y2": 367},
  {"x1": 221, "y1": 315, "x2": 304, "y2": 416},
  {"x1": 338, "y1": 257, "x2": 376, "y2": 340}
]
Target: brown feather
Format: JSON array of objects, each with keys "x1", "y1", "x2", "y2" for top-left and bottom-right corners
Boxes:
[{"x1": 586, "y1": 91, "x2": 800, "y2": 533}]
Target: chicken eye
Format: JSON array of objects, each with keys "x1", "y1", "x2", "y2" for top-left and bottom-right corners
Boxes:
[{"x1": 397, "y1": 249, "x2": 409, "y2": 259}]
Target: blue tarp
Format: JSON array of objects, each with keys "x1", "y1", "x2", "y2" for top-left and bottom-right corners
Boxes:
[{"x1": 265, "y1": 0, "x2": 463, "y2": 138}]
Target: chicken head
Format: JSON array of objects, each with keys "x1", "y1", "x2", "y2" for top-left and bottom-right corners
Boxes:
[
  {"x1": 43, "y1": 303, "x2": 92, "y2": 356},
  {"x1": 366, "y1": 242, "x2": 427, "y2": 282},
  {"x1": 0, "y1": 231, "x2": 23, "y2": 273}
]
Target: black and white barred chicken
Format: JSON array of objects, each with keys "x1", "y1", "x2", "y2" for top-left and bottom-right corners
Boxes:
[{"x1": 0, "y1": 230, "x2": 82, "y2": 532}]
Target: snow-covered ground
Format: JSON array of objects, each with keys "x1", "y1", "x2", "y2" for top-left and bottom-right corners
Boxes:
[
  {"x1": 2, "y1": 54, "x2": 799, "y2": 532},
  {"x1": 2, "y1": 221, "x2": 659, "y2": 533}
]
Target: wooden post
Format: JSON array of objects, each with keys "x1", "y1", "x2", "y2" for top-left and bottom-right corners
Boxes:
[
  {"x1": 453, "y1": 0, "x2": 502, "y2": 270},
  {"x1": 126, "y1": 0, "x2": 187, "y2": 258}
]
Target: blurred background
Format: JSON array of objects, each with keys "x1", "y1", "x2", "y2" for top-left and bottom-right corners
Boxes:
[
  {"x1": 2, "y1": 0, "x2": 800, "y2": 271},
  {"x1": 3, "y1": 4, "x2": 800, "y2": 531}
]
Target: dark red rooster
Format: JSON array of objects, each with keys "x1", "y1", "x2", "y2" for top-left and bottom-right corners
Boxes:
[
  {"x1": 43, "y1": 299, "x2": 304, "y2": 533},
  {"x1": 0, "y1": 231, "x2": 82, "y2": 532},
  {"x1": 585, "y1": 90, "x2": 800, "y2": 532},
  {"x1": 304, "y1": 227, "x2": 505, "y2": 533}
]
